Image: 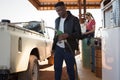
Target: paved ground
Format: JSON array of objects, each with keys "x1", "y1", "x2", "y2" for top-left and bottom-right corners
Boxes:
[{"x1": 39, "y1": 54, "x2": 102, "y2": 80}]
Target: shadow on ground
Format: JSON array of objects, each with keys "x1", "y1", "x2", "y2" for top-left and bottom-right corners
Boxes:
[{"x1": 39, "y1": 60, "x2": 68, "y2": 80}]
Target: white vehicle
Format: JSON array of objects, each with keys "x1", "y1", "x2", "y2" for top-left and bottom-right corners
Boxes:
[{"x1": 0, "y1": 20, "x2": 53, "y2": 80}]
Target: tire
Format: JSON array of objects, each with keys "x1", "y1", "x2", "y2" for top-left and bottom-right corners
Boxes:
[{"x1": 18, "y1": 55, "x2": 40, "y2": 80}]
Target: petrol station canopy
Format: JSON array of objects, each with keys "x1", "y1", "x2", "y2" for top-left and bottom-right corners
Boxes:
[{"x1": 29, "y1": 0, "x2": 102, "y2": 10}]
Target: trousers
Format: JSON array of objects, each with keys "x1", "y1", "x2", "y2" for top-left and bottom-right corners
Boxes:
[{"x1": 54, "y1": 45, "x2": 75, "y2": 80}]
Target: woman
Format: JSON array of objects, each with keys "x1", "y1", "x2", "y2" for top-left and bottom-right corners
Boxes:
[{"x1": 83, "y1": 12, "x2": 96, "y2": 45}]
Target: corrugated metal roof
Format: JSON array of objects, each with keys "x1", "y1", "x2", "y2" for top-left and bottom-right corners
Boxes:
[{"x1": 29, "y1": 0, "x2": 102, "y2": 10}]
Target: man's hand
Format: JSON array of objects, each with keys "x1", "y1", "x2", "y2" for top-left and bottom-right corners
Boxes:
[{"x1": 58, "y1": 33, "x2": 69, "y2": 41}]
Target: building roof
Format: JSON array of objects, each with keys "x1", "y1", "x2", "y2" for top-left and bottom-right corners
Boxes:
[{"x1": 29, "y1": 0, "x2": 102, "y2": 10}]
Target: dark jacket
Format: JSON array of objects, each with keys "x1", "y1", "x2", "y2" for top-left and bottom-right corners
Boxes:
[{"x1": 52, "y1": 11, "x2": 82, "y2": 53}]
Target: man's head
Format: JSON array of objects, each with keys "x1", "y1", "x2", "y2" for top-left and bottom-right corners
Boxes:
[{"x1": 54, "y1": 1, "x2": 67, "y2": 18}]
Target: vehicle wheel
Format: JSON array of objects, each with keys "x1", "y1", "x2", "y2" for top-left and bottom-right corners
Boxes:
[{"x1": 18, "y1": 55, "x2": 40, "y2": 80}]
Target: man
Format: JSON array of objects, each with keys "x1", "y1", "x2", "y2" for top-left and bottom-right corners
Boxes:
[{"x1": 52, "y1": 1, "x2": 82, "y2": 80}]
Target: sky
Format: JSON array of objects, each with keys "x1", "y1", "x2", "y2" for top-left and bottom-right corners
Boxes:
[{"x1": 0, "y1": 0, "x2": 102, "y2": 37}]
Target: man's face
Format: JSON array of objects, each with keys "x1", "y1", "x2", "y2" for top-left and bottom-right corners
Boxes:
[{"x1": 55, "y1": 6, "x2": 66, "y2": 18}]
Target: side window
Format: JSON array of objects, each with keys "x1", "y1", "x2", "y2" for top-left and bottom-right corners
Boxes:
[{"x1": 18, "y1": 37, "x2": 22, "y2": 52}]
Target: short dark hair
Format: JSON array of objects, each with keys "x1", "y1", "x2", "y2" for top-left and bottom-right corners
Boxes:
[{"x1": 54, "y1": 1, "x2": 65, "y2": 7}]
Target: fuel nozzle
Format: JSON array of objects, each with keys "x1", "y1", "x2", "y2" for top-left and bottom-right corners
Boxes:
[{"x1": 56, "y1": 30, "x2": 63, "y2": 36}]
